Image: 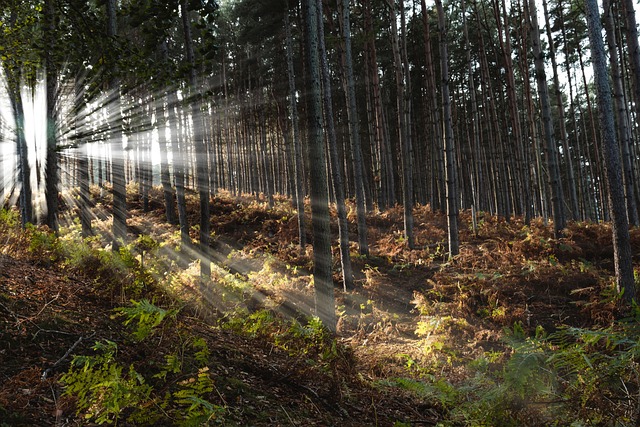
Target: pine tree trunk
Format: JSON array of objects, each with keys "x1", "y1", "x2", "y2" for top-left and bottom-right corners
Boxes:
[
  {"x1": 542, "y1": 0, "x2": 579, "y2": 222},
  {"x1": 527, "y1": 0, "x2": 566, "y2": 237},
  {"x1": 318, "y1": 0, "x2": 353, "y2": 291},
  {"x1": 585, "y1": 0, "x2": 636, "y2": 304},
  {"x1": 107, "y1": 0, "x2": 127, "y2": 249},
  {"x1": 603, "y1": 0, "x2": 639, "y2": 227},
  {"x1": 305, "y1": 0, "x2": 336, "y2": 332},
  {"x1": 435, "y1": 0, "x2": 459, "y2": 257},
  {"x1": 462, "y1": 0, "x2": 481, "y2": 235},
  {"x1": 181, "y1": 0, "x2": 210, "y2": 278},
  {"x1": 284, "y1": 9, "x2": 307, "y2": 252},
  {"x1": 157, "y1": 47, "x2": 177, "y2": 225},
  {"x1": 388, "y1": 0, "x2": 414, "y2": 249},
  {"x1": 44, "y1": 0, "x2": 58, "y2": 232},
  {"x1": 338, "y1": 0, "x2": 369, "y2": 255},
  {"x1": 11, "y1": 82, "x2": 32, "y2": 227}
]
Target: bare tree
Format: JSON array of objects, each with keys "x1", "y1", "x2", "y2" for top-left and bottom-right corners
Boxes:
[{"x1": 585, "y1": 0, "x2": 636, "y2": 303}]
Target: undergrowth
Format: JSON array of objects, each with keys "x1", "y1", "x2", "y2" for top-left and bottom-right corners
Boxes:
[
  {"x1": 61, "y1": 300, "x2": 225, "y2": 425},
  {"x1": 379, "y1": 317, "x2": 640, "y2": 426}
]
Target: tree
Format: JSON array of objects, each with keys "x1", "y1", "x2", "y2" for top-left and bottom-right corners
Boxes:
[
  {"x1": 44, "y1": 0, "x2": 59, "y2": 232},
  {"x1": 388, "y1": 0, "x2": 414, "y2": 249},
  {"x1": 1, "y1": 4, "x2": 34, "y2": 227},
  {"x1": 318, "y1": 0, "x2": 354, "y2": 291},
  {"x1": 602, "y1": 0, "x2": 639, "y2": 228},
  {"x1": 106, "y1": 0, "x2": 127, "y2": 250},
  {"x1": 304, "y1": 0, "x2": 336, "y2": 332},
  {"x1": 585, "y1": 0, "x2": 636, "y2": 303},
  {"x1": 338, "y1": 0, "x2": 369, "y2": 255},
  {"x1": 435, "y1": 0, "x2": 459, "y2": 257},
  {"x1": 527, "y1": 0, "x2": 566, "y2": 238},
  {"x1": 284, "y1": 8, "x2": 307, "y2": 252},
  {"x1": 181, "y1": 0, "x2": 211, "y2": 278}
]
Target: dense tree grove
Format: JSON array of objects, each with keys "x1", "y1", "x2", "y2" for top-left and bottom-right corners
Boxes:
[{"x1": 1, "y1": 0, "x2": 639, "y2": 321}]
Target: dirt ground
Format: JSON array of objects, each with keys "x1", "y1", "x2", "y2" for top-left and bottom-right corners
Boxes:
[{"x1": 1, "y1": 189, "x2": 636, "y2": 425}]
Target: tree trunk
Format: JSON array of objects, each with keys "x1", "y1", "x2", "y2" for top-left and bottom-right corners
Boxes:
[
  {"x1": 181, "y1": 0, "x2": 211, "y2": 278},
  {"x1": 284, "y1": 9, "x2": 307, "y2": 252},
  {"x1": 585, "y1": 0, "x2": 636, "y2": 304},
  {"x1": 305, "y1": 0, "x2": 336, "y2": 332},
  {"x1": 318, "y1": 0, "x2": 354, "y2": 291},
  {"x1": 388, "y1": 0, "x2": 414, "y2": 249},
  {"x1": 603, "y1": 0, "x2": 639, "y2": 227},
  {"x1": 44, "y1": 0, "x2": 58, "y2": 232},
  {"x1": 435, "y1": 0, "x2": 459, "y2": 257},
  {"x1": 542, "y1": 0, "x2": 579, "y2": 222},
  {"x1": 527, "y1": 0, "x2": 566, "y2": 237},
  {"x1": 157, "y1": 45, "x2": 177, "y2": 225},
  {"x1": 107, "y1": 0, "x2": 127, "y2": 249},
  {"x1": 338, "y1": 0, "x2": 369, "y2": 255}
]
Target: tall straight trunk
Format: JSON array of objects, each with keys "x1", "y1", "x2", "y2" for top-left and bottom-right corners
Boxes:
[
  {"x1": 363, "y1": 0, "x2": 394, "y2": 209},
  {"x1": 284, "y1": 9, "x2": 307, "y2": 251},
  {"x1": 542, "y1": 0, "x2": 579, "y2": 222},
  {"x1": 74, "y1": 81, "x2": 92, "y2": 237},
  {"x1": 585, "y1": 0, "x2": 636, "y2": 304},
  {"x1": 622, "y1": 0, "x2": 640, "y2": 134},
  {"x1": 435, "y1": 0, "x2": 459, "y2": 257},
  {"x1": 107, "y1": 0, "x2": 127, "y2": 249},
  {"x1": 493, "y1": 0, "x2": 530, "y2": 222},
  {"x1": 318, "y1": 0, "x2": 353, "y2": 291},
  {"x1": 181, "y1": 0, "x2": 210, "y2": 278},
  {"x1": 157, "y1": 47, "x2": 177, "y2": 225},
  {"x1": 388, "y1": 0, "x2": 414, "y2": 249},
  {"x1": 44, "y1": 0, "x2": 58, "y2": 232},
  {"x1": 603, "y1": 0, "x2": 639, "y2": 226},
  {"x1": 305, "y1": 0, "x2": 336, "y2": 332},
  {"x1": 462, "y1": 0, "x2": 481, "y2": 235},
  {"x1": 527, "y1": 0, "x2": 566, "y2": 237},
  {"x1": 577, "y1": 41, "x2": 606, "y2": 220},
  {"x1": 420, "y1": 0, "x2": 444, "y2": 214},
  {"x1": 169, "y1": 89, "x2": 189, "y2": 241},
  {"x1": 338, "y1": 0, "x2": 369, "y2": 255},
  {"x1": 10, "y1": 81, "x2": 32, "y2": 227}
]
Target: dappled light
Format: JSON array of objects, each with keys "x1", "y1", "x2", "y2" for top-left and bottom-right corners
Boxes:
[{"x1": 2, "y1": 0, "x2": 640, "y2": 425}]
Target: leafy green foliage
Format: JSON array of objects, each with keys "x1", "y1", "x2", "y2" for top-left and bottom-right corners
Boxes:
[
  {"x1": 61, "y1": 340, "x2": 153, "y2": 425},
  {"x1": 25, "y1": 224, "x2": 61, "y2": 261},
  {"x1": 113, "y1": 299, "x2": 179, "y2": 341},
  {"x1": 61, "y1": 300, "x2": 224, "y2": 425}
]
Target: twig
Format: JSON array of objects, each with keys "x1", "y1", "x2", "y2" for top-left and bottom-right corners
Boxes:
[
  {"x1": 280, "y1": 404, "x2": 297, "y2": 426},
  {"x1": 0, "y1": 300, "x2": 22, "y2": 323},
  {"x1": 32, "y1": 292, "x2": 61, "y2": 320},
  {"x1": 41, "y1": 331, "x2": 96, "y2": 381}
]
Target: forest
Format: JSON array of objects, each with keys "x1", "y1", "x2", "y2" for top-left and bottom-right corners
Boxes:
[{"x1": 1, "y1": 0, "x2": 640, "y2": 425}]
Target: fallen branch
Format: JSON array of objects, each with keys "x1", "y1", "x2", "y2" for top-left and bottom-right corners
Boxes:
[{"x1": 41, "y1": 331, "x2": 96, "y2": 381}]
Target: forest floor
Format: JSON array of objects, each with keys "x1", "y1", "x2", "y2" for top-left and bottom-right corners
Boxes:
[{"x1": 1, "y1": 186, "x2": 639, "y2": 426}]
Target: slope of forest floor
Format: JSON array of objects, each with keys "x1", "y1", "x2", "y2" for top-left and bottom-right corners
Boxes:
[{"x1": 1, "y1": 186, "x2": 640, "y2": 426}]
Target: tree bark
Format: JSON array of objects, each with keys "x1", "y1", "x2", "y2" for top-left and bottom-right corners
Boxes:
[
  {"x1": 338, "y1": 0, "x2": 369, "y2": 255},
  {"x1": 44, "y1": 0, "x2": 58, "y2": 232},
  {"x1": 603, "y1": 0, "x2": 639, "y2": 227},
  {"x1": 305, "y1": 0, "x2": 336, "y2": 332},
  {"x1": 527, "y1": 0, "x2": 566, "y2": 237},
  {"x1": 388, "y1": 0, "x2": 414, "y2": 249},
  {"x1": 181, "y1": 0, "x2": 211, "y2": 278},
  {"x1": 107, "y1": 0, "x2": 127, "y2": 249},
  {"x1": 284, "y1": 9, "x2": 307, "y2": 252},
  {"x1": 318, "y1": 0, "x2": 354, "y2": 291},
  {"x1": 435, "y1": 0, "x2": 459, "y2": 257},
  {"x1": 585, "y1": 0, "x2": 636, "y2": 303}
]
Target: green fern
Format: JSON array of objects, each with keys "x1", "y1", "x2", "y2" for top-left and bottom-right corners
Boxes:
[
  {"x1": 61, "y1": 341, "x2": 152, "y2": 425},
  {"x1": 113, "y1": 299, "x2": 179, "y2": 341}
]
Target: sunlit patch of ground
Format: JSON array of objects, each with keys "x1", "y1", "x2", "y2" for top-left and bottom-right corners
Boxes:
[{"x1": 5, "y1": 185, "x2": 633, "y2": 424}]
